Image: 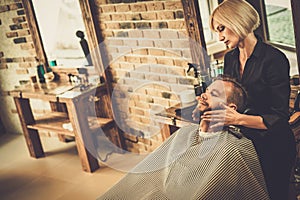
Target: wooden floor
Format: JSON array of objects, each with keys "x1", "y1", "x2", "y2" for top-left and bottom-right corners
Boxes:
[
  {"x1": 0, "y1": 133, "x2": 125, "y2": 200},
  {"x1": 1, "y1": 132, "x2": 300, "y2": 200}
]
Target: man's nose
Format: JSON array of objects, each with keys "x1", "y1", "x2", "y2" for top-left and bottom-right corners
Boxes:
[{"x1": 200, "y1": 93, "x2": 207, "y2": 100}]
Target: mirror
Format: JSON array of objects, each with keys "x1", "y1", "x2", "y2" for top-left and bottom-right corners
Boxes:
[{"x1": 32, "y1": 0, "x2": 90, "y2": 66}]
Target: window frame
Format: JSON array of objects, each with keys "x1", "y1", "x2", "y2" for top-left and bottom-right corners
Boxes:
[{"x1": 262, "y1": 0, "x2": 296, "y2": 52}]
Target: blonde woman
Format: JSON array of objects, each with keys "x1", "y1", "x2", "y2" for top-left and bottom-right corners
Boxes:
[{"x1": 206, "y1": 0, "x2": 296, "y2": 199}]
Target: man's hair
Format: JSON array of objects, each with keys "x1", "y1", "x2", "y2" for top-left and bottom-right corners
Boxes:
[
  {"x1": 209, "y1": 0, "x2": 260, "y2": 40},
  {"x1": 215, "y1": 75, "x2": 248, "y2": 113}
]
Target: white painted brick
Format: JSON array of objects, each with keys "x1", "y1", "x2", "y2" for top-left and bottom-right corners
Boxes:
[
  {"x1": 145, "y1": 88, "x2": 161, "y2": 96},
  {"x1": 140, "y1": 56, "x2": 157, "y2": 64},
  {"x1": 148, "y1": 49, "x2": 165, "y2": 56},
  {"x1": 142, "y1": 30, "x2": 160, "y2": 39},
  {"x1": 169, "y1": 99, "x2": 181, "y2": 107},
  {"x1": 132, "y1": 48, "x2": 148, "y2": 55},
  {"x1": 174, "y1": 59, "x2": 189, "y2": 67},
  {"x1": 154, "y1": 40, "x2": 172, "y2": 48},
  {"x1": 160, "y1": 75, "x2": 177, "y2": 84},
  {"x1": 129, "y1": 107, "x2": 145, "y2": 116},
  {"x1": 109, "y1": 62, "x2": 120, "y2": 69},
  {"x1": 117, "y1": 46, "x2": 133, "y2": 55},
  {"x1": 135, "y1": 64, "x2": 150, "y2": 72},
  {"x1": 135, "y1": 101, "x2": 150, "y2": 109},
  {"x1": 164, "y1": 49, "x2": 182, "y2": 57},
  {"x1": 129, "y1": 115, "x2": 142, "y2": 123},
  {"x1": 178, "y1": 30, "x2": 189, "y2": 38},
  {"x1": 153, "y1": 97, "x2": 170, "y2": 107},
  {"x1": 107, "y1": 46, "x2": 119, "y2": 54},
  {"x1": 128, "y1": 99, "x2": 136, "y2": 107},
  {"x1": 133, "y1": 86, "x2": 147, "y2": 94},
  {"x1": 129, "y1": 93, "x2": 140, "y2": 102},
  {"x1": 159, "y1": 29, "x2": 179, "y2": 39},
  {"x1": 171, "y1": 39, "x2": 191, "y2": 48},
  {"x1": 156, "y1": 57, "x2": 174, "y2": 65},
  {"x1": 128, "y1": 30, "x2": 144, "y2": 38},
  {"x1": 167, "y1": 66, "x2": 186, "y2": 76},
  {"x1": 182, "y1": 49, "x2": 192, "y2": 58},
  {"x1": 123, "y1": 39, "x2": 138, "y2": 47},
  {"x1": 145, "y1": 73, "x2": 160, "y2": 81},
  {"x1": 153, "y1": 83, "x2": 171, "y2": 91},
  {"x1": 125, "y1": 55, "x2": 141, "y2": 63},
  {"x1": 107, "y1": 38, "x2": 124, "y2": 46},
  {"x1": 150, "y1": 65, "x2": 167, "y2": 74},
  {"x1": 119, "y1": 62, "x2": 135, "y2": 70},
  {"x1": 115, "y1": 69, "x2": 129, "y2": 78},
  {"x1": 123, "y1": 77, "x2": 142, "y2": 87},
  {"x1": 129, "y1": 71, "x2": 145, "y2": 80},
  {"x1": 137, "y1": 39, "x2": 154, "y2": 47}
]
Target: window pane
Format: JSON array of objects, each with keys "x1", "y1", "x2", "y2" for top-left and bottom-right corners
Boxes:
[
  {"x1": 198, "y1": 0, "x2": 219, "y2": 44},
  {"x1": 264, "y1": 0, "x2": 295, "y2": 47}
]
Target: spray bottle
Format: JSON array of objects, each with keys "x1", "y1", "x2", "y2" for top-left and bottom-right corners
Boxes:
[{"x1": 187, "y1": 63, "x2": 207, "y2": 96}]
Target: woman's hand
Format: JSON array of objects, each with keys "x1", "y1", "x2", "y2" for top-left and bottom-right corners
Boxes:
[{"x1": 201, "y1": 102, "x2": 241, "y2": 129}]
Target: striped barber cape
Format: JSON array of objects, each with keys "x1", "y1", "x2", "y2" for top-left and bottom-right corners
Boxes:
[{"x1": 98, "y1": 124, "x2": 270, "y2": 200}]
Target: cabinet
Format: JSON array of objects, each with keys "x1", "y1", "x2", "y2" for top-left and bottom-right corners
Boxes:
[{"x1": 10, "y1": 81, "x2": 123, "y2": 173}]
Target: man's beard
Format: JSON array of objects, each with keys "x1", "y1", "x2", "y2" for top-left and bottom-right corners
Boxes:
[{"x1": 200, "y1": 108, "x2": 225, "y2": 132}]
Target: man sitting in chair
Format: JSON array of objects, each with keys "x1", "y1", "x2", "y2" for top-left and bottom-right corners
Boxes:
[{"x1": 98, "y1": 77, "x2": 270, "y2": 200}]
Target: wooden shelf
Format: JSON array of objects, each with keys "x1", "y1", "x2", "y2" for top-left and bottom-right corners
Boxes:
[
  {"x1": 27, "y1": 112, "x2": 114, "y2": 136},
  {"x1": 28, "y1": 112, "x2": 74, "y2": 136},
  {"x1": 88, "y1": 117, "x2": 114, "y2": 132}
]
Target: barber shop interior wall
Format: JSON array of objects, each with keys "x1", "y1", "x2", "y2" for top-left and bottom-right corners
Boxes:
[
  {"x1": 95, "y1": 0, "x2": 196, "y2": 153},
  {"x1": 0, "y1": 0, "x2": 50, "y2": 135}
]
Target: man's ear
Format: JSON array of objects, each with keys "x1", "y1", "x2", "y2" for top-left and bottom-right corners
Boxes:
[{"x1": 228, "y1": 103, "x2": 237, "y2": 110}]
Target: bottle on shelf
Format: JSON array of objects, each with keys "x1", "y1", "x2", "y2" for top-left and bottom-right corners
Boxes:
[
  {"x1": 37, "y1": 63, "x2": 45, "y2": 83},
  {"x1": 187, "y1": 63, "x2": 209, "y2": 96}
]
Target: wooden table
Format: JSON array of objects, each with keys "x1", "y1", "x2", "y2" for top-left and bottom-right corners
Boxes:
[
  {"x1": 10, "y1": 81, "x2": 121, "y2": 173},
  {"x1": 154, "y1": 101, "x2": 199, "y2": 137}
]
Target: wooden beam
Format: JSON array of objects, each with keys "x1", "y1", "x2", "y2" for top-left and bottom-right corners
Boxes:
[
  {"x1": 181, "y1": 0, "x2": 209, "y2": 76},
  {"x1": 14, "y1": 97, "x2": 44, "y2": 158},
  {"x1": 291, "y1": 0, "x2": 300, "y2": 77}
]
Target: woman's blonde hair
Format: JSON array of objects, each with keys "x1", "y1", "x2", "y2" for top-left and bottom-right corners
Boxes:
[{"x1": 209, "y1": 0, "x2": 260, "y2": 39}]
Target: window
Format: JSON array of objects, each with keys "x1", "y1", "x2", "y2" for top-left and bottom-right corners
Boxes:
[
  {"x1": 198, "y1": 0, "x2": 226, "y2": 55},
  {"x1": 198, "y1": 0, "x2": 219, "y2": 44},
  {"x1": 32, "y1": 0, "x2": 88, "y2": 66},
  {"x1": 264, "y1": 0, "x2": 296, "y2": 49}
]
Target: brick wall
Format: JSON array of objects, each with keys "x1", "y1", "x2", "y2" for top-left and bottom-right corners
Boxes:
[
  {"x1": 96, "y1": 0, "x2": 196, "y2": 153},
  {"x1": 0, "y1": 0, "x2": 50, "y2": 134}
]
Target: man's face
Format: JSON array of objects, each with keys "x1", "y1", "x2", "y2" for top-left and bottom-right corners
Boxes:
[{"x1": 196, "y1": 80, "x2": 231, "y2": 112}]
